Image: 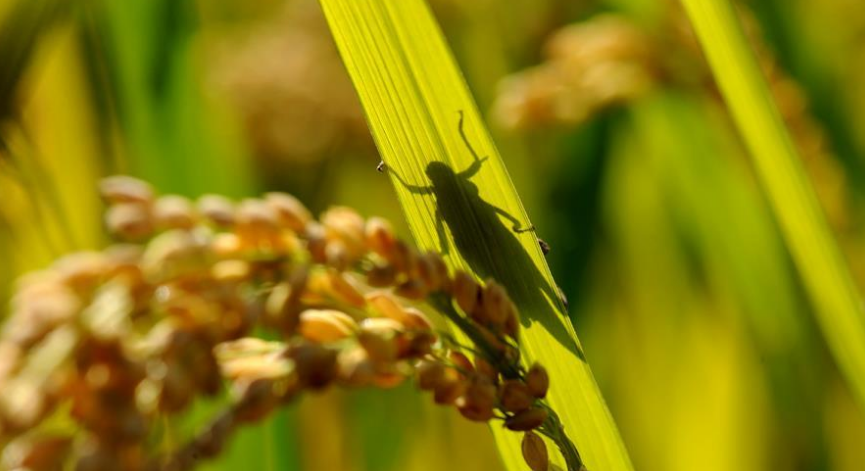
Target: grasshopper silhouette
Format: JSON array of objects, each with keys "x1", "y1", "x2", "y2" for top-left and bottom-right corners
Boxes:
[{"x1": 382, "y1": 111, "x2": 580, "y2": 356}]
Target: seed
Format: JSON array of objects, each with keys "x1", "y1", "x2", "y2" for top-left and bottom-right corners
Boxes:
[
  {"x1": 456, "y1": 377, "x2": 497, "y2": 422},
  {"x1": 305, "y1": 222, "x2": 328, "y2": 263},
  {"x1": 236, "y1": 199, "x2": 281, "y2": 249},
  {"x1": 325, "y1": 240, "x2": 349, "y2": 270},
  {"x1": 358, "y1": 318, "x2": 402, "y2": 363},
  {"x1": 12, "y1": 282, "x2": 81, "y2": 333},
  {"x1": 432, "y1": 369, "x2": 466, "y2": 405},
  {"x1": 233, "y1": 379, "x2": 280, "y2": 423},
  {"x1": 214, "y1": 337, "x2": 286, "y2": 362},
  {"x1": 448, "y1": 351, "x2": 474, "y2": 375},
  {"x1": 365, "y1": 291, "x2": 411, "y2": 324},
  {"x1": 503, "y1": 305, "x2": 520, "y2": 339},
  {"x1": 402, "y1": 307, "x2": 434, "y2": 331},
  {"x1": 265, "y1": 192, "x2": 311, "y2": 232},
  {"x1": 265, "y1": 268, "x2": 307, "y2": 333},
  {"x1": 499, "y1": 380, "x2": 534, "y2": 413},
  {"x1": 415, "y1": 252, "x2": 443, "y2": 292},
  {"x1": 326, "y1": 271, "x2": 367, "y2": 308},
  {"x1": 211, "y1": 233, "x2": 244, "y2": 258},
  {"x1": 197, "y1": 194, "x2": 236, "y2": 227},
  {"x1": 141, "y1": 230, "x2": 207, "y2": 283},
  {"x1": 105, "y1": 203, "x2": 154, "y2": 240},
  {"x1": 298, "y1": 309, "x2": 358, "y2": 343},
  {"x1": 0, "y1": 379, "x2": 46, "y2": 430},
  {"x1": 474, "y1": 357, "x2": 498, "y2": 384},
  {"x1": 404, "y1": 330, "x2": 436, "y2": 357},
  {"x1": 337, "y1": 347, "x2": 376, "y2": 387},
  {"x1": 525, "y1": 363, "x2": 549, "y2": 398},
  {"x1": 505, "y1": 407, "x2": 548, "y2": 431},
  {"x1": 387, "y1": 240, "x2": 416, "y2": 275},
  {"x1": 365, "y1": 217, "x2": 396, "y2": 257},
  {"x1": 321, "y1": 206, "x2": 366, "y2": 255},
  {"x1": 451, "y1": 271, "x2": 479, "y2": 315},
  {"x1": 212, "y1": 260, "x2": 251, "y2": 284},
  {"x1": 372, "y1": 368, "x2": 406, "y2": 389},
  {"x1": 219, "y1": 354, "x2": 294, "y2": 382},
  {"x1": 54, "y1": 252, "x2": 110, "y2": 293},
  {"x1": 99, "y1": 175, "x2": 153, "y2": 205},
  {"x1": 521, "y1": 431, "x2": 549, "y2": 471},
  {"x1": 415, "y1": 359, "x2": 446, "y2": 390},
  {"x1": 366, "y1": 262, "x2": 396, "y2": 287},
  {"x1": 153, "y1": 195, "x2": 196, "y2": 230},
  {"x1": 285, "y1": 341, "x2": 338, "y2": 390},
  {"x1": 395, "y1": 278, "x2": 427, "y2": 300},
  {"x1": 1, "y1": 434, "x2": 72, "y2": 470},
  {"x1": 479, "y1": 280, "x2": 510, "y2": 326}
]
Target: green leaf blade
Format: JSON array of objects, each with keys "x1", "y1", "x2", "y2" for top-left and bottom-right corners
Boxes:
[
  {"x1": 318, "y1": 0, "x2": 634, "y2": 469},
  {"x1": 680, "y1": 0, "x2": 865, "y2": 410}
]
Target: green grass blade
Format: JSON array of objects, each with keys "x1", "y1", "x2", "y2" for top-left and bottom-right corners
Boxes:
[
  {"x1": 680, "y1": 0, "x2": 865, "y2": 409},
  {"x1": 317, "y1": 0, "x2": 634, "y2": 469}
]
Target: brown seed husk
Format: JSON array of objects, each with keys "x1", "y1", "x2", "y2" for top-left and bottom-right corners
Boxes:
[
  {"x1": 499, "y1": 380, "x2": 535, "y2": 413},
  {"x1": 153, "y1": 195, "x2": 196, "y2": 230},
  {"x1": 105, "y1": 203, "x2": 154, "y2": 240},
  {"x1": 505, "y1": 407, "x2": 548, "y2": 431},
  {"x1": 448, "y1": 351, "x2": 474, "y2": 375},
  {"x1": 365, "y1": 291, "x2": 411, "y2": 324},
  {"x1": 197, "y1": 194, "x2": 236, "y2": 227},
  {"x1": 99, "y1": 176, "x2": 154, "y2": 205},
  {"x1": 364, "y1": 217, "x2": 396, "y2": 257},
  {"x1": 455, "y1": 377, "x2": 496, "y2": 422},
  {"x1": 265, "y1": 192, "x2": 311, "y2": 232},
  {"x1": 451, "y1": 271, "x2": 479, "y2": 315},
  {"x1": 326, "y1": 272, "x2": 367, "y2": 308},
  {"x1": 298, "y1": 309, "x2": 358, "y2": 343},
  {"x1": 521, "y1": 431, "x2": 549, "y2": 471},
  {"x1": 432, "y1": 369, "x2": 466, "y2": 405},
  {"x1": 336, "y1": 347, "x2": 376, "y2": 387},
  {"x1": 526, "y1": 363, "x2": 550, "y2": 398},
  {"x1": 415, "y1": 359, "x2": 446, "y2": 390}
]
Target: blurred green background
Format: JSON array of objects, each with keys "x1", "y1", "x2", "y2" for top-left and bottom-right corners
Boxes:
[{"x1": 2, "y1": 0, "x2": 865, "y2": 470}]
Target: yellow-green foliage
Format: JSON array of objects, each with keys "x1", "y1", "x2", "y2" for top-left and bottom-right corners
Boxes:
[{"x1": 680, "y1": 0, "x2": 865, "y2": 411}]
